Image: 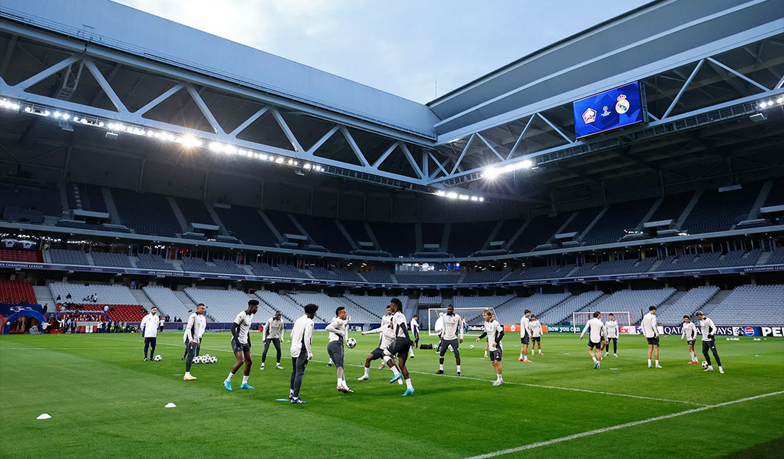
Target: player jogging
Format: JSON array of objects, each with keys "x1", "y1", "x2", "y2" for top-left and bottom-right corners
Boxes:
[
  {"x1": 529, "y1": 314, "x2": 543, "y2": 356},
  {"x1": 140, "y1": 306, "x2": 160, "y2": 361},
  {"x1": 183, "y1": 303, "x2": 207, "y2": 381},
  {"x1": 358, "y1": 306, "x2": 402, "y2": 384},
  {"x1": 477, "y1": 310, "x2": 505, "y2": 385},
  {"x1": 289, "y1": 303, "x2": 318, "y2": 404},
  {"x1": 224, "y1": 299, "x2": 259, "y2": 391},
  {"x1": 681, "y1": 315, "x2": 699, "y2": 364},
  {"x1": 326, "y1": 306, "x2": 353, "y2": 393},
  {"x1": 580, "y1": 311, "x2": 605, "y2": 369},
  {"x1": 409, "y1": 315, "x2": 420, "y2": 357},
  {"x1": 261, "y1": 311, "x2": 285, "y2": 370},
  {"x1": 384, "y1": 298, "x2": 415, "y2": 396},
  {"x1": 641, "y1": 306, "x2": 662, "y2": 368},
  {"x1": 437, "y1": 305, "x2": 463, "y2": 376},
  {"x1": 695, "y1": 311, "x2": 724, "y2": 374},
  {"x1": 604, "y1": 313, "x2": 619, "y2": 357},
  {"x1": 519, "y1": 309, "x2": 532, "y2": 362}
]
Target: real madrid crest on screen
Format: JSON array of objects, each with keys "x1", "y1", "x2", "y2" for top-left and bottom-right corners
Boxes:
[{"x1": 615, "y1": 94, "x2": 630, "y2": 114}]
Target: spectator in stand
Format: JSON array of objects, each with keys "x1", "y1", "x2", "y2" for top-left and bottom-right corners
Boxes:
[
  {"x1": 56, "y1": 295, "x2": 61, "y2": 301},
  {"x1": 66, "y1": 293, "x2": 71, "y2": 300},
  {"x1": 43, "y1": 304, "x2": 48, "y2": 313},
  {"x1": 130, "y1": 280, "x2": 136, "y2": 290},
  {"x1": 104, "y1": 305, "x2": 109, "y2": 313}
]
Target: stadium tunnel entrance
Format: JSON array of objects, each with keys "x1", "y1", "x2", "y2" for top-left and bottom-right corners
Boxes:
[{"x1": 1, "y1": 306, "x2": 47, "y2": 335}]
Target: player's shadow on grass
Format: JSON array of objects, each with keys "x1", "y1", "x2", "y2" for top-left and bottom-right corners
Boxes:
[{"x1": 720, "y1": 437, "x2": 783, "y2": 459}]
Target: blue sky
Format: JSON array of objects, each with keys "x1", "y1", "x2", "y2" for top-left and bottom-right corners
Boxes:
[{"x1": 114, "y1": 0, "x2": 652, "y2": 104}]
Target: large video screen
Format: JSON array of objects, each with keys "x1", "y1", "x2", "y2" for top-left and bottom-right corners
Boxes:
[{"x1": 573, "y1": 81, "x2": 644, "y2": 139}]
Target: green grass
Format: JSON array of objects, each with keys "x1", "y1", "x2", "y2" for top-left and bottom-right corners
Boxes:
[{"x1": 1, "y1": 332, "x2": 782, "y2": 459}]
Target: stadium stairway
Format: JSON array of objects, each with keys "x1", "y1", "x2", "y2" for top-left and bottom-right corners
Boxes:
[
  {"x1": 173, "y1": 291, "x2": 200, "y2": 317},
  {"x1": 756, "y1": 251, "x2": 772, "y2": 265},
  {"x1": 246, "y1": 293, "x2": 277, "y2": 320},
  {"x1": 340, "y1": 296, "x2": 383, "y2": 322},
  {"x1": 33, "y1": 286, "x2": 54, "y2": 309},
  {"x1": 131, "y1": 290, "x2": 156, "y2": 316},
  {"x1": 699, "y1": 290, "x2": 734, "y2": 316}
]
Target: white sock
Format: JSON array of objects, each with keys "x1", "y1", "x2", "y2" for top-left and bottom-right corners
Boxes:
[
  {"x1": 519, "y1": 353, "x2": 523, "y2": 359},
  {"x1": 592, "y1": 357, "x2": 597, "y2": 363},
  {"x1": 185, "y1": 372, "x2": 191, "y2": 377},
  {"x1": 655, "y1": 360, "x2": 659, "y2": 366},
  {"x1": 328, "y1": 359, "x2": 333, "y2": 364},
  {"x1": 337, "y1": 378, "x2": 343, "y2": 387},
  {"x1": 439, "y1": 363, "x2": 444, "y2": 371},
  {"x1": 405, "y1": 378, "x2": 413, "y2": 390},
  {"x1": 364, "y1": 367, "x2": 369, "y2": 377},
  {"x1": 391, "y1": 367, "x2": 400, "y2": 377},
  {"x1": 648, "y1": 359, "x2": 652, "y2": 366},
  {"x1": 242, "y1": 376, "x2": 248, "y2": 385},
  {"x1": 457, "y1": 365, "x2": 461, "y2": 372},
  {"x1": 226, "y1": 372, "x2": 234, "y2": 382},
  {"x1": 397, "y1": 378, "x2": 404, "y2": 385},
  {"x1": 484, "y1": 351, "x2": 488, "y2": 357}
]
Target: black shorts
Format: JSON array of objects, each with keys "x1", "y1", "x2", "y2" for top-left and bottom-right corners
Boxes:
[
  {"x1": 370, "y1": 347, "x2": 385, "y2": 360},
  {"x1": 702, "y1": 340, "x2": 717, "y2": 352},
  {"x1": 588, "y1": 341, "x2": 602, "y2": 349},
  {"x1": 687, "y1": 339, "x2": 696, "y2": 346},
  {"x1": 387, "y1": 338, "x2": 412, "y2": 358},
  {"x1": 327, "y1": 340, "x2": 344, "y2": 368},
  {"x1": 520, "y1": 335, "x2": 530, "y2": 345},
  {"x1": 532, "y1": 337, "x2": 540, "y2": 342},
  {"x1": 489, "y1": 349, "x2": 502, "y2": 361},
  {"x1": 439, "y1": 339, "x2": 460, "y2": 358},
  {"x1": 647, "y1": 337, "x2": 660, "y2": 346},
  {"x1": 232, "y1": 339, "x2": 251, "y2": 354}
]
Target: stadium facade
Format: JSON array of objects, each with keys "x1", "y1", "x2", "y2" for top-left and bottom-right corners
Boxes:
[{"x1": 0, "y1": 0, "x2": 783, "y2": 330}]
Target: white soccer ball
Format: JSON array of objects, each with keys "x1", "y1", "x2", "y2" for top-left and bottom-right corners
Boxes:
[
  {"x1": 701, "y1": 361, "x2": 708, "y2": 369},
  {"x1": 469, "y1": 344, "x2": 475, "y2": 349},
  {"x1": 195, "y1": 356, "x2": 204, "y2": 364},
  {"x1": 346, "y1": 337, "x2": 357, "y2": 349},
  {"x1": 210, "y1": 356, "x2": 218, "y2": 363},
  {"x1": 153, "y1": 355, "x2": 162, "y2": 361}
]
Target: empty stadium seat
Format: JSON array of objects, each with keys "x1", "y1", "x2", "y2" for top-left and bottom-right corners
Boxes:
[
  {"x1": 183, "y1": 288, "x2": 263, "y2": 322},
  {"x1": 494, "y1": 293, "x2": 572, "y2": 325},
  {"x1": 0, "y1": 249, "x2": 43, "y2": 263},
  {"x1": 49, "y1": 283, "x2": 139, "y2": 305},
  {"x1": 707, "y1": 285, "x2": 784, "y2": 326},
  {"x1": 91, "y1": 252, "x2": 133, "y2": 268},
  {"x1": 0, "y1": 280, "x2": 37, "y2": 304},
  {"x1": 136, "y1": 253, "x2": 177, "y2": 270},
  {"x1": 49, "y1": 249, "x2": 89, "y2": 265},
  {"x1": 656, "y1": 287, "x2": 720, "y2": 325},
  {"x1": 142, "y1": 286, "x2": 195, "y2": 320},
  {"x1": 111, "y1": 188, "x2": 182, "y2": 237}
]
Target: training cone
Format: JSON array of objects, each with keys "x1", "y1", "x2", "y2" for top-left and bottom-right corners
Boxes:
[
  {"x1": 164, "y1": 403, "x2": 177, "y2": 408},
  {"x1": 37, "y1": 413, "x2": 52, "y2": 420}
]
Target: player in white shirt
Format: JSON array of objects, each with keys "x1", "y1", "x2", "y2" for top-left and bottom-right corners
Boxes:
[
  {"x1": 409, "y1": 315, "x2": 420, "y2": 358},
  {"x1": 261, "y1": 311, "x2": 285, "y2": 370},
  {"x1": 641, "y1": 306, "x2": 662, "y2": 368},
  {"x1": 383, "y1": 298, "x2": 415, "y2": 396},
  {"x1": 477, "y1": 310, "x2": 505, "y2": 385},
  {"x1": 437, "y1": 305, "x2": 464, "y2": 376},
  {"x1": 224, "y1": 300, "x2": 259, "y2": 391},
  {"x1": 140, "y1": 306, "x2": 160, "y2": 361},
  {"x1": 183, "y1": 303, "x2": 207, "y2": 381},
  {"x1": 580, "y1": 311, "x2": 605, "y2": 369},
  {"x1": 326, "y1": 307, "x2": 353, "y2": 393},
  {"x1": 434, "y1": 312, "x2": 445, "y2": 354},
  {"x1": 529, "y1": 314, "x2": 543, "y2": 356},
  {"x1": 681, "y1": 315, "x2": 699, "y2": 364},
  {"x1": 518, "y1": 309, "x2": 532, "y2": 362},
  {"x1": 695, "y1": 311, "x2": 724, "y2": 374},
  {"x1": 603, "y1": 313, "x2": 619, "y2": 357},
  {"x1": 358, "y1": 305, "x2": 401, "y2": 384},
  {"x1": 289, "y1": 303, "x2": 318, "y2": 404}
]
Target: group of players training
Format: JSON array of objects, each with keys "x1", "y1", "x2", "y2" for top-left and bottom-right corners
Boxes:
[
  {"x1": 579, "y1": 305, "x2": 725, "y2": 373},
  {"x1": 137, "y1": 300, "x2": 726, "y2": 404}
]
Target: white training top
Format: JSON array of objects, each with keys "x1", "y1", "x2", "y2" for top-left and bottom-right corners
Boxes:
[
  {"x1": 140, "y1": 313, "x2": 160, "y2": 338},
  {"x1": 529, "y1": 320, "x2": 542, "y2": 338},
  {"x1": 263, "y1": 317, "x2": 284, "y2": 340},
  {"x1": 233, "y1": 311, "x2": 254, "y2": 344},
  {"x1": 682, "y1": 322, "x2": 697, "y2": 340},
  {"x1": 290, "y1": 314, "x2": 314, "y2": 359},
  {"x1": 580, "y1": 318, "x2": 605, "y2": 343},
  {"x1": 700, "y1": 317, "x2": 717, "y2": 342},
  {"x1": 604, "y1": 320, "x2": 619, "y2": 339},
  {"x1": 640, "y1": 312, "x2": 658, "y2": 338},
  {"x1": 391, "y1": 311, "x2": 409, "y2": 339},
  {"x1": 326, "y1": 316, "x2": 349, "y2": 343},
  {"x1": 484, "y1": 319, "x2": 504, "y2": 352},
  {"x1": 434, "y1": 315, "x2": 444, "y2": 336},
  {"x1": 441, "y1": 313, "x2": 463, "y2": 340},
  {"x1": 183, "y1": 312, "x2": 206, "y2": 344},
  {"x1": 410, "y1": 318, "x2": 419, "y2": 334},
  {"x1": 366, "y1": 313, "x2": 394, "y2": 349},
  {"x1": 520, "y1": 316, "x2": 531, "y2": 338}
]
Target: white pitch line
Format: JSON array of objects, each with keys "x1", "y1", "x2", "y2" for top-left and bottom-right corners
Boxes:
[
  {"x1": 89, "y1": 337, "x2": 704, "y2": 406},
  {"x1": 463, "y1": 390, "x2": 784, "y2": 459}
]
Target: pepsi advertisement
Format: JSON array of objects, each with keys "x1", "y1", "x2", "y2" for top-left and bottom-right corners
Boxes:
[{"x1": 573, "y1": 81, "x2": 645, "y2": 139}]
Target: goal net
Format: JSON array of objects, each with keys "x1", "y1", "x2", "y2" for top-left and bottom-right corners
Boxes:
[
  {"x1": 427, "y1": 307, "x2": 495, "y2": 337},
  {"x1": 571, "y1": 311, "x2": 631, "y2": 332}
]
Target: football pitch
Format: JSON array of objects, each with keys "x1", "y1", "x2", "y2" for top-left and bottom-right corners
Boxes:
[{"x1": 1, "y1": 332, "x2": 782, "y2": 459}]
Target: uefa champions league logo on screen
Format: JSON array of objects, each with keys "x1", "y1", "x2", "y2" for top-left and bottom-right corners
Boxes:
[{"x1": 601, "y1": 106, "x2": 611, "y2": 117}]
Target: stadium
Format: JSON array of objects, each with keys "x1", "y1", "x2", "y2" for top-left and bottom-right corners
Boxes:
[{"x1": 0, "y1": 0, "x2": 783, "y2": 457}]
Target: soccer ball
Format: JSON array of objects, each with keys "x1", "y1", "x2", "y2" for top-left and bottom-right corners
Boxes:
[
  {"x1": 701, "y1": 361, "x2": 708, "y2": 369},
  {"x1": 153, "y1": 355, "x2": 162, "y2": 361},
  {"x1": 469, "y1": 344, "x2": 475, "y2": 349},
  {"x1": 195, "y1": 356, "x2": 204, "y2": 364},
  {"x1": 210, "y1": 356, "x2": 218, "y2": 363},
  {"x1": 346, "y1": 337, "x2": 357, "y2": 349}
]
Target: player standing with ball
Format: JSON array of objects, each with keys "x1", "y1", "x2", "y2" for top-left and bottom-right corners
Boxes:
[{"x1": 326, "y1": 306, "x2": 353, "y2": 393}]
